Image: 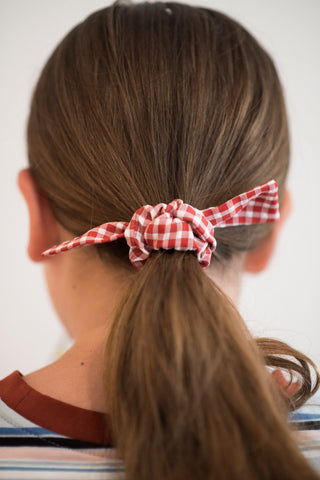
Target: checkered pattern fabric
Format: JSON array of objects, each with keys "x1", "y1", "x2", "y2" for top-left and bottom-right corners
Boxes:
[{"x1": 42, "y1": 180, "x2": 279, "y2": 268}]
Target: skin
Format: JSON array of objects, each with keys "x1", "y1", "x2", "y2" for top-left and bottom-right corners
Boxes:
[{"x1": 17, "y1": 168, "x2": 295, "y2": 413}]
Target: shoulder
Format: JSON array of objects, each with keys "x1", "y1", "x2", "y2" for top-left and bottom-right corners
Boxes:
[
  {"x1": 290, "y1": 391, "x2": 320, "y2": 428},
  {"x1": 290, "y1": 392, "x2": 320, "y2": 474},
  {"x1": 0, "y1": 372, "x2": 125, "y2": 478},
  {"x1": 0, "y1": 397, "x2": 125, "y2": 479}
]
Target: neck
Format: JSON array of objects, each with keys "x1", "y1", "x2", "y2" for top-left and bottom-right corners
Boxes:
[{"x1": 24, "y1": 251, "x2": 244, "y2": 413}]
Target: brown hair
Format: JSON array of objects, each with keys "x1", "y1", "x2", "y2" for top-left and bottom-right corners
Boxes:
[{"x1": 27, "y1": 2, "x2": 319, "y2": 479}]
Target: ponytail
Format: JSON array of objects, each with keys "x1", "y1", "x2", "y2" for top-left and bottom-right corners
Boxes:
[{"x1": 105, "y1": 252, "x2": 319, "y2": 480}]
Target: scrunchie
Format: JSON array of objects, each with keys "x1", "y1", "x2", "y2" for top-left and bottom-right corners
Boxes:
[
  {"x1": 124, "y1": 200, "x2": 216, "y2": 268},
  {"x1": 42, "y1": 180, "x2": 279, "y2": 269}
]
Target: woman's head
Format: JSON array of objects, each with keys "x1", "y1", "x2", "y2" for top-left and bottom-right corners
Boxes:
[
  {"x1": 25, "y1": 4, "x2": 320, "y2": 480},
  {"x1": 27, "y1": 1, "x2": 289, "y2": 267}
]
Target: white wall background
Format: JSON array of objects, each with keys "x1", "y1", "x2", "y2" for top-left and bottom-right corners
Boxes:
[{"x1": 0, "y1": 0, "x2": 319, "y2": 378}]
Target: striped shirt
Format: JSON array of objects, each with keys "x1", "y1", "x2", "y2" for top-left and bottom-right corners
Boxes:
[
  {"x1": 0, "y1": 372, "x2": 124, "y2": 479},
  {"x1": 0, "y1": 371, "x2": 319, "y2": 479}
]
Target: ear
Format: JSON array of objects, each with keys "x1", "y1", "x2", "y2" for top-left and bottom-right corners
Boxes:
[
  {"x1": 244, "y1": 189, "x2": 292, "y2": 273},
  {"x1": 18, "y1": 168, "x2": 60, "y2": 262}
]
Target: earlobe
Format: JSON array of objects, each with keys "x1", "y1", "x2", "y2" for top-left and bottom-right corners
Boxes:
[
  {"x1": 18, "y1": 168, "x2": 60, "y2": 262},
  {"x1": 244, "y1": 189, "x2": 292, "y2": 274}
]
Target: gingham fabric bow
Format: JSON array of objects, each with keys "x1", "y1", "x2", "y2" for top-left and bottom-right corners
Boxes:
[{"x1": 42, "y1": 180, "x2": 279, "y2": 268}]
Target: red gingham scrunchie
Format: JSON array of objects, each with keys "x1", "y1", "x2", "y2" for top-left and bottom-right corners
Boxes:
[{"x1": 42, "y1": 180, "x2": 280, "y2": 269}]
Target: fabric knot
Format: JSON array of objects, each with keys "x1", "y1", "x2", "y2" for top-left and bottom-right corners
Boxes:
[
  {"x1": 124, "y1": 199, "x2": 216, "y2": 268},
  {"x1": 41, "y1": 180, "x2": 279, "y2": 270}
]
